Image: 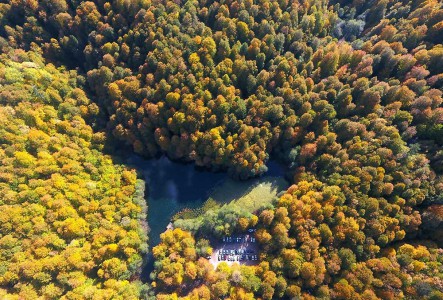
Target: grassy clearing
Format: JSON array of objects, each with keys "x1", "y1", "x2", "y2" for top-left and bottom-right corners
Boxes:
[
  {"x1": 173, "y1": 176, "x2": 288, "y2": 224},
  {"x1": 209, "y1": 177, "x2": 288, "y2": 212}
]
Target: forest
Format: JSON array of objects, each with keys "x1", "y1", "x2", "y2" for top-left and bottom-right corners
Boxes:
[{"x1": 0, "y1": 0, "x2": 443, "y2": 299}]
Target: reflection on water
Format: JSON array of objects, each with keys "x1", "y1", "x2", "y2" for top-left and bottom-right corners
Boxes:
[
  {"x1": 125, "y1": 155, "x2": 287, "y2": 247},
  {"x1": 125, "y1": 155, "x2": 227, "y2": 246},
  {"x1": 122, "y1": 155, "x2": 286, "y2": 280}
]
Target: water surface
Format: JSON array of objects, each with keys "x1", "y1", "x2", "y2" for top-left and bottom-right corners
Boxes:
[
  {"x1": 125, "y1": 155, "x2": 286, "y2": 246},
  {"x1": 122, "y1": 155, "x2": 286, "y2": 279}
]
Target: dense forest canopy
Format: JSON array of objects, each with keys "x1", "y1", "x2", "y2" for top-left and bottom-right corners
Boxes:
[
  {"x1": 0, "y1": 49, "x2": 148, "y2": 298},
  {"x1": 1, "y1": 0, "x2": 443, "y2": 299}
]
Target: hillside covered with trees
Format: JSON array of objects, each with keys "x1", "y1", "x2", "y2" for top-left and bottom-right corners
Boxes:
[
  {"x1": 1, "y1": 0, "x2": 443, "y2": 299},
  {"x1": 0, "y1": 49, "x2": 149, "y2": 299}
]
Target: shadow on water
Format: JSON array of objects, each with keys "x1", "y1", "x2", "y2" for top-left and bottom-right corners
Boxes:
[
  {"x1": 125, "y1": 155, "x2": 228, "y2": 246},
  {"x1": 119, "y1": 153, "x2": 287, "y2": 281}
]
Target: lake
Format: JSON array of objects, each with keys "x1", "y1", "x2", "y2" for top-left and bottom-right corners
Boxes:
[
  {"x1": 122, "y1": 154, "x2": 287, "y2": 279},
  {"x1": 124, "y1": 155, "x2": 286, "y2": 246}
]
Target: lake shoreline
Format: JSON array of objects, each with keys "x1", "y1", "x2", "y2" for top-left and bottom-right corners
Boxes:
[{"x1": 113, "y1": 151, "x2": 288, "y2": 281}]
